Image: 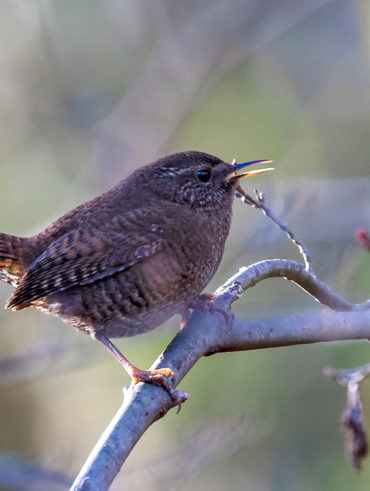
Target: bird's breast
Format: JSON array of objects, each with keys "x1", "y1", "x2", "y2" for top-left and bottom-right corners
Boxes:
[{"x1": 38, "y1": 208, "x2": 232, "y2": 339}]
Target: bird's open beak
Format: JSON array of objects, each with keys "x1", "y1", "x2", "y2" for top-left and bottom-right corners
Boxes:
[{"x1": 227, "y1": 159, "x2": 274, "y2": 184}]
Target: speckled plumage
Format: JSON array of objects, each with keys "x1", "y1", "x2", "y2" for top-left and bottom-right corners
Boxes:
[
  {"x1": 0, "y1": 151, "x2": 273, "y2": 396},
  {"x1": 1, "y1": 152, "x2": 240, "y2": 339}
]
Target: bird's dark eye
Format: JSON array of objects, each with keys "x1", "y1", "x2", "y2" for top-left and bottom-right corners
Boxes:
[{"x1": 196, "y1": 169, "x2": 211, "y2": 182}]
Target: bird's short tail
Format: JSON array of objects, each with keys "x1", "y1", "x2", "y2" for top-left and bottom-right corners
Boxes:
[{"x1": 0, "y1": 233, "x2": 30, "y2": 287}]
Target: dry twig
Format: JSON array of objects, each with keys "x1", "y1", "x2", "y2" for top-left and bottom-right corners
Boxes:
[
  {"x1": 324, "y1": 364, "x2": 370, "y2": 469},
  {"x1": 235, "y1": 186, "x2": 312, "y2": 271}
]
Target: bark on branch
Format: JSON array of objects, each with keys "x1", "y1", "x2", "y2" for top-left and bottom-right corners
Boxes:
[{"x1": 70, "y1": 259, "x2": 370, "y2": 490}]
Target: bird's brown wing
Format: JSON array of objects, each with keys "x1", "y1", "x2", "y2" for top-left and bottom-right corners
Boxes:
[{"x1": 6, "y1": 227, "x2": 164, "y2": 310}]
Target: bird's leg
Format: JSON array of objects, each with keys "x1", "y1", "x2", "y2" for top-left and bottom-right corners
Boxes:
[
  {"x1": 94, "y1": 333, "x2": 173, "y2": 382},
  {"x1": 188, "y1": 293, "x2": 234, "y2": 328},
  {"x1": 93, "y1": 333, "x2": 188, "y2": 404}
]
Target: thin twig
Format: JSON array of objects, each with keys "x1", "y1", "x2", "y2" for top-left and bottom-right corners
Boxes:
[{"x1": 235, "y1": 185, "x2": 313, "y2": 271}]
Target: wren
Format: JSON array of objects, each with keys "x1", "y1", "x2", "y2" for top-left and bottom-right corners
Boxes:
[{"x1": 0, "y1": 151, "x2": 272, "y2": 399}]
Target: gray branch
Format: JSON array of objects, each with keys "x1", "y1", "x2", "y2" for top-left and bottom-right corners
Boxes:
[{"x1": 70, "y1": 259, "x2": 370, "y2": 490}]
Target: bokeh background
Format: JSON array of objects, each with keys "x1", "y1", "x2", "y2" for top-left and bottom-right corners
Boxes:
[{"x1": 0, "y1": 1, "x2": 369, "y2": 490}]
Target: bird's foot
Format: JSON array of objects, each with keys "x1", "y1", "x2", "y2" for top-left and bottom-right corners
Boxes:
[
  {"x1": 132, "y1": 367, "x2": 190, "y2": 406},
  {"x1": 94, "y1": 334, "x2": 190, "y2": 406},
  {"x1": 189, "y1": 293, "x2": 234, "y2": 329},
  {"x1": 131, "y1": 367, "x2": 173, "y2": 384}
]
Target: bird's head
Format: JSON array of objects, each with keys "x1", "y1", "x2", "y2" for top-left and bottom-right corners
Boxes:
[{"x1": 136, "y1": 151, "x2": 273, "y2": 212}]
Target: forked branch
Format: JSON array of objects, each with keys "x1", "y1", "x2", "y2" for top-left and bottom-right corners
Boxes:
[{"x1": 70, "y1": 258, "x2": 370, "y2": 490}]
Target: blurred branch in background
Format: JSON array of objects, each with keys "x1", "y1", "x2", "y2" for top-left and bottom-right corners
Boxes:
[
  {"x1": 0, "y1": 452, "x2": 71, "y2": 491},
  {"x1": 120, "y1": 413, "x2": 267, "y2": 491},
  {"x1": 0, "y1": 414, "x2": 266, "y2": 491},
  {"x1": 91, "y1": 0, "x2": 338, "y2": 183},
  {"x1": 0, "y1": 339, "x2": 101, "y2": 388}
]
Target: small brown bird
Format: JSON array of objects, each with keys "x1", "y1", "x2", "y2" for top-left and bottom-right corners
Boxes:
[{"x1": 0, "y1": 151, "x2": 272, "y2": 398}]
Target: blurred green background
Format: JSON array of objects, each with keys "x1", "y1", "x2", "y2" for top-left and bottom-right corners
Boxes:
[{"x1": 0, "y1": 1, "x2": 369, "y2": 490}]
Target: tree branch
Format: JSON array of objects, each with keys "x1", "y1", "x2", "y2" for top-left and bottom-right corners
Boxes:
[
  {"x1": 214, "y1": 259, "x2": 369, "y2": 312},
  {"x1": 70, "y1": 259, "x2": 370, "y2": 491}
]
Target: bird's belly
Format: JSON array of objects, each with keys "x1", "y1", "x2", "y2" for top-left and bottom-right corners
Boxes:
[
  {"x1": 38, "y1": 264, "x2": 198, "y2": 338},
  {"x1": 91, "y1": 301, "x2": 183, "y2": 338},
  {"x1": 38, "y1": 289, "x2": 186, "y2": 338}
]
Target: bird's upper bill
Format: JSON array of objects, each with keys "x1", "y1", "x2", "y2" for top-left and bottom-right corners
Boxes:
[{"x1": 227, "y1": 159, "x2": 274, "y2": 184}]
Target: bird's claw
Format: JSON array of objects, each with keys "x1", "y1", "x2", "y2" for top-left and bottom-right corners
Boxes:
[
  {"x1": 132, "y1": 368, "x2": 190, "y2": 407},
  {"x1": 134, "y1": 367, "x2": 174, "y2": 382}
]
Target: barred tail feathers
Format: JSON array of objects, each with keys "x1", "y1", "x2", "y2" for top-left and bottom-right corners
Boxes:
[{"x1": 0, "y1": 233, "x2": 29, "y2": 287}]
